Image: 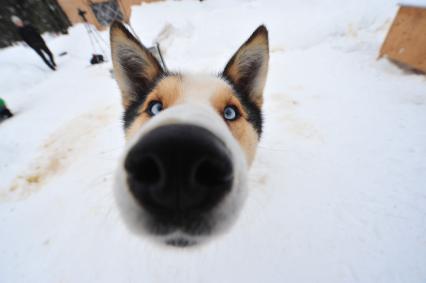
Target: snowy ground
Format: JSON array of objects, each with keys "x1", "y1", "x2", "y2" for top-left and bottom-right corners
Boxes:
[{"x1": 1, "y1": 0, "x2": 425, "y2": 282}]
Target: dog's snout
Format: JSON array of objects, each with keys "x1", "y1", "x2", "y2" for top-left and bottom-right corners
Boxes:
[{"x1": 124, "y1": 124, "x2": 233, "y2": 215}]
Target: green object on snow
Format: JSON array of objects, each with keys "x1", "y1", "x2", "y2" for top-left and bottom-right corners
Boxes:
[{"x1": 0, "y1": 98, "x2": 5, "y2": 109}]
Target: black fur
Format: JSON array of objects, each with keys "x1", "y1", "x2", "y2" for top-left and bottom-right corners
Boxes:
[
  {"x1": 110, "y1": 21, "x2": 163, "y2": 75},
  {"x1": 122, "y1": 74, "x2": 167, "y2": 129},
  {"x1": 220, "y1": 74, "x2": 263, "y2": 136},
  {"x1": 113, "y1": 21, "x2": 266, "y2": 135},
  {"x1": 118, "y1": 47, "x2": 163, "y2": 99},
  {"x1": 110, "y1": 21, "x2": 166, "y2": 129},
  {"x1": 123, "y1": 71, "x2": 264, "y2": 136},
  {"x1": 122, "y1": 72, "x2": 183, "y2": 129},
  {"x1": 221, "y1": 25, "x2": 268, "y2": 137}
]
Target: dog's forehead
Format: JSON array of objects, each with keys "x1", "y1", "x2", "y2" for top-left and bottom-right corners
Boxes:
[{"x1": 180, "y1": 74, "x2": 234, "y2": 103}]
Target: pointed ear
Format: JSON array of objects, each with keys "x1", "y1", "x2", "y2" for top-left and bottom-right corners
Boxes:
[
  {"x1": 110, "y1": 21, "x2": 164, "y2": 108},
  {"x1": 223, "y1": 25, "x2": 269, "y2": 107}
]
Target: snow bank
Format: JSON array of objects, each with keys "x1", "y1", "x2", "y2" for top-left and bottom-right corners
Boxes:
[
  {"x1": 399, "y1": 0, "x2": 426, "y2": 7},
  {"x1": 0, "y1": 0, "x2": 425, "y2": 282}
]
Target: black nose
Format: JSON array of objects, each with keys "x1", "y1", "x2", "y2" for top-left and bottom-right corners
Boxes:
[{"x1": 124, "y1": 124, "x2": 233, "y2": 215}]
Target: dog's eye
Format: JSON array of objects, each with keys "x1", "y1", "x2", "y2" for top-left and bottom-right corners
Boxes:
[
  {"x1": 148, "y1": 101, "x2": 163, "y2": 116},
  {"x1": 223, "y1": 105, "x2": 239, "y2": 121}
]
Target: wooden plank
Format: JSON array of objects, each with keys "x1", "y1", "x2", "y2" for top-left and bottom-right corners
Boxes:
[{"x1": 379, "y1": 6, "x2": 426, "y2": 73}]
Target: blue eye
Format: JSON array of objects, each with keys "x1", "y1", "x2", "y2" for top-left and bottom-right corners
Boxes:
[
  {"x1": 148, "y1": 101, "x2": 163, "y2": 116},
  {"x1": 223, "y1": 105, "x2": 239, "y2": 121}
]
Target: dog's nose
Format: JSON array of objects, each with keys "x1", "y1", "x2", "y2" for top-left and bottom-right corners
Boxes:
[{"x1": 124, "y1": 124, "x2": 233, "y2": 215}]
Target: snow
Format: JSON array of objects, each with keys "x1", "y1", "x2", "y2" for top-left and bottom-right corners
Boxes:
[
  {"x1": 399, "y1": 0, "x2": 426, "y2": 8},
  {"x1": 1, "y1": 0, "x2": 425, "y2": 282}
]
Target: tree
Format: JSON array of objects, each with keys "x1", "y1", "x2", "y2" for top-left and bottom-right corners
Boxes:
[{"x1": 0, "y1": 0, "x2": 71, "y2": 48}]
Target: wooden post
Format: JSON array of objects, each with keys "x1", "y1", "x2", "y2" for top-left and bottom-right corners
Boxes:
[{"x1": 379, "y1": 6, "x2": 426, "y2": 73}]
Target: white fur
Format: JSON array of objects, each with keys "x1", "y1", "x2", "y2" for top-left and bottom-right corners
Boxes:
[{"x1": 114, "y1": 74, "x2": 248, "y2": 246}]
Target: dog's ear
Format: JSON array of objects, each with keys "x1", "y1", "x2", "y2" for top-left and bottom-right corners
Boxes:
[
  {"x1": 223, "y1": 25, "x2": 269, "y2": 107},
  {"x1": 110, "y1": 21, "x2": 164, "y2": 108}
]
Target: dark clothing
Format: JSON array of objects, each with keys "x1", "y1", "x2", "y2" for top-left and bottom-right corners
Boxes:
[
  {"x1": 17, "y1": 25, "x2": 45, "y2": 48},
  {"x1": 0, "y1": 107, "x2": 13, "y2": 120},
  {"x1": 0, "y1": 98, "x2": 13, "y2": 121},
  {"x1": 17, "y1": 24, "x2": 56, "y2": 70},
  {"x1": 34, "y1": 44, "x2": 56, "y2": 70}
]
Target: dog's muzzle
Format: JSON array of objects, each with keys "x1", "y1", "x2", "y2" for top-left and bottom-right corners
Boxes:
[
  {"x1": 124, "y1": 124, "x2": 233, "y2": 229},
  {"x1": 116, "y1": 104, "x2": 248, "y2": 246}
]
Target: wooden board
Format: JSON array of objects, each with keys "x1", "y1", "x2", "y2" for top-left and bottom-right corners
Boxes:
[{"x1": 379, "y1": 6, "x2": 426, "y2": 73}]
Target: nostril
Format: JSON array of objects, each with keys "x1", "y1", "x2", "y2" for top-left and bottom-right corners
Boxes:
[
  {"x1": 125, "y1": 155, "x2": 162, "y2": 185},
  {"x1": 193, "y1": 157, "x2": 233, "y2": 188},
  {"x1": 123, "y1": 125, "x2": 235, "y2": 214}
]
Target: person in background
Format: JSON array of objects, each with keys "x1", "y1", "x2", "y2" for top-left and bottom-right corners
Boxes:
[
  {"x1": 0, "y1": 98, "x2": 13, "y2": 122},
  {"x1": 11, "y1": 15, "x2": 57, "y2": 71}
]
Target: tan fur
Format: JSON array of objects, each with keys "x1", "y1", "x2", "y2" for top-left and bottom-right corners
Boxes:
[
  {"x1": 111, "y1": 22, "x2": 266, "y2": 166},
  {"x1": 226, "y1": 35, "x2": 268, "y2": 83},
  {"x1": 210, "y1": 85, "x2": 248, "y2": 120},
  {"x1": 224, "y1": 28, "x2": 269, "y2": 108},
  {"x1": 229, "y1": 121, "x2": 258, "y2": 165},
  {"x1": 125, "y1": 76, "x2": 183, "y2": 139},
  {"x1": 125, "y1": 112, "x2": 150, "y2": 140},
  {"x1": 210, "y1": 86, "x2": 259, "y2": 165},
  {"x1": 110, "y1": 23, "x2": 270, "y2": 244},
  {"x1": 124, "y1": 75, "x2": 259, "y2": 164}
]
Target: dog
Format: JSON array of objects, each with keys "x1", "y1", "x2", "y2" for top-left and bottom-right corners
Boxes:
[{"x1": 110, "y1": 22, "x2": 269, "y2": 247}]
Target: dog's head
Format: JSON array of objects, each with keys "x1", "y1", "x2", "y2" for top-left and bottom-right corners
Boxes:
[{"x1": 110, "y1": 22, "x2": 269, "y2": 247}]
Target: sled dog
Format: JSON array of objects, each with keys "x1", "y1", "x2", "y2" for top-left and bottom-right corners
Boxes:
[{"x1": 110, "y1": 22, "x2": 269, "y2": 246}]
